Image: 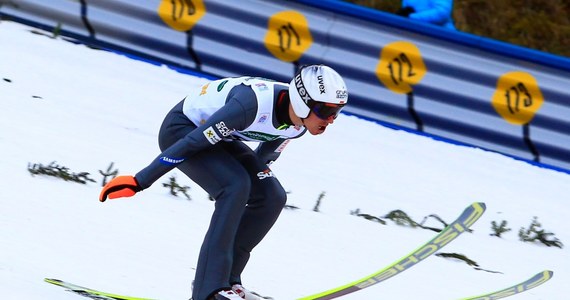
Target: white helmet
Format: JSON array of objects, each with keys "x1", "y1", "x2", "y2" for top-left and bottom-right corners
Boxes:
[{"x1": 289, "y1": 65, "x2": 348, "y2": 119}]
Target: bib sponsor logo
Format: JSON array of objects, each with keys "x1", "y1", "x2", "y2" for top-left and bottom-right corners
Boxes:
[
  {"x1": 203, "y1": 126, "x2": 221, "y2": 144},
  {"x1": 240, "y1": 131, "x2": 281, "y2": 142},
  {"x1": 217, "y1": 80, "x2": 228, "y2": 92},
  {"x1": 258, "y1": 114, "x2": 269, "y2": 123},
  {"x1": 255, "y1": 82, "x2": 269, "y2": 91},
  {"x1": 199, "y1": 83, "x2": 210, "y2": 95}
]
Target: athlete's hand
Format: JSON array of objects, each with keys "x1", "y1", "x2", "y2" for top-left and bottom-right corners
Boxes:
[{"x1": 99, "y1": 175, "x2": 142, "y2": 202}]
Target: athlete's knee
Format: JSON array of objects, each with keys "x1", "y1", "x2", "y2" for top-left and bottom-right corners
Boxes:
[
  {"x1": 267, "y1": 182, "x2": 287, "y2": 211},
  {"x1": 277, "y1": 184, "x2": 287, "y2": 208}
]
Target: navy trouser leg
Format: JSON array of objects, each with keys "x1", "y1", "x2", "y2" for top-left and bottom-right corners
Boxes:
[
  {"x1": 229, "y1": 152, "x2": 287, "y2": 284},
  {"x1": 158, "y1": 110, "x2": 286, "y2": 300},
  {"x1": 179, "y1": 144, "x2": 251, "y2": 300}
]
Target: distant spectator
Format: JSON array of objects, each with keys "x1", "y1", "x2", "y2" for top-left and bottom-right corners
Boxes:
[{"x1": 396, "y1": 0, "x2": 456, "y2": 30}]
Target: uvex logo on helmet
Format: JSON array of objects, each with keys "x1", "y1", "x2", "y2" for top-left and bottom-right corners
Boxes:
[
  {"x1": 317, "y1": 75, "x2": 325, "y2": 94},
  {"x1": 295, "y1": 73, "x2": 312, "y2": 104}
]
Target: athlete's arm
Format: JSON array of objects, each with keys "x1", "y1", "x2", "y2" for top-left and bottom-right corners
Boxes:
[{"x1": 135, "y1": 86, "x2": 258, "y2": 189}]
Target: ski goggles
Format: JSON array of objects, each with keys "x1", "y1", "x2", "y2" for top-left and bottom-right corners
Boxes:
[{"x1": 309, "y1": 100, "x2": 345, "y2": 120}]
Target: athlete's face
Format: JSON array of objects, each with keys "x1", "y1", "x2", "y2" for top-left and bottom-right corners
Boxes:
[{"x1": 303, "y1": 111, "x2": 336, "y2": 135}]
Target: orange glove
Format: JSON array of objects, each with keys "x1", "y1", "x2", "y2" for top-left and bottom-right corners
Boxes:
[{"x1": 99, "y1": 175, "x2": 142, "y2": 202}]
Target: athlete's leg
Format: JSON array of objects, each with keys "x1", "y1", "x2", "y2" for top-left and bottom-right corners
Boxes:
[
  {"x1": 178, "y1": 146, "x2": 251, "y2": 300},
  {"x1": 158, "y1": 106, "x2": 250, "y2": 300},
  {"x1": 222, "y1": 142, "x2": 288, "y2": 284}
]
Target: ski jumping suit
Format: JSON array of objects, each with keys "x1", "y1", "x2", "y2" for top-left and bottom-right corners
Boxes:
[{"x1": 134, "y1": 77, "x2": 306, "y2": 300}]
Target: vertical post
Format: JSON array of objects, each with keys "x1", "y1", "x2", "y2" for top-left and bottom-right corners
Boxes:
[
  {"x1": 407, "y1": 92, "x2": 423, "y2": 132},
  {"x1": 186, "y1": 30, "x2": 202, "y2": 71},
  {"x1": 79, "y1": 0, "x2": 95, "y2": 38},
  {"x1": 523, "y1": 124, "x2": 540, "y2": 162}
]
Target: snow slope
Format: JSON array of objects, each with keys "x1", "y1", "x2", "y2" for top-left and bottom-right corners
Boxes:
[{"x1": 1, "y1": 21, "x2": 568, "y2": 299}]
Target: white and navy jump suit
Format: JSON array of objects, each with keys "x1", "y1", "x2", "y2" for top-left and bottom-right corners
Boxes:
[{"x1": 134, "y1": 77, "x2": 306, "y2": 300}]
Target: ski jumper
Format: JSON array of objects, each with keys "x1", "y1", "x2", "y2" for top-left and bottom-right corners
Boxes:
[{"x1": 134, "y1": 77, "x2": 306, "y2": 300}]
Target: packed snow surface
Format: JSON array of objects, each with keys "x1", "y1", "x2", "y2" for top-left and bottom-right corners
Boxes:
[{"x1": 1, "y1": 21, "x2": 568, "y2": 299}]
